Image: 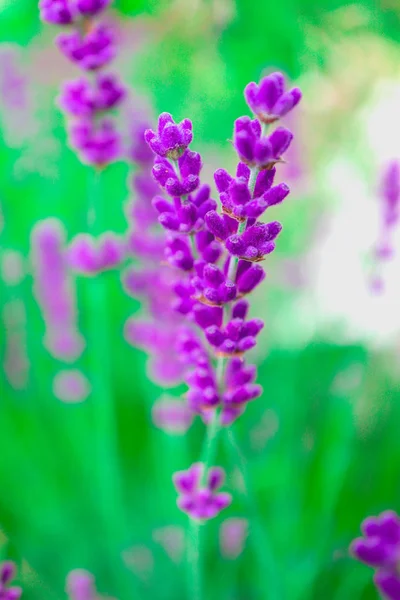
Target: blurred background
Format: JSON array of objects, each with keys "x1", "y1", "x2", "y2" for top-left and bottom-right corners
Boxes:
[{"x1": 1, "y1": 0, "x2": 400, "y2": 598}]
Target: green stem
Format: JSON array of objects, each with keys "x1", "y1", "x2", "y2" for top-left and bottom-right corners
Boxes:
[
  {"x1": 225, "y1": 428, "x2": 280, "y2": 600},
  {"x1": 86, "y1": 169, "x2": 125, "y2": 563},
  {"x1": 187, "y1": 518, "x2": 201, "y2": 600}
]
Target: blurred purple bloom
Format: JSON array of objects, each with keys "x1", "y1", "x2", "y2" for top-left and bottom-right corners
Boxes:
[
  {"x1": 350, "y1": 510, "x2": 400, "y2": 600},
  {"x1": 39, "y1": 0, "x2": 76, "y2": 24},
  {"x1": 145, "y1": 113, "x2": 193, "y2": 160},
  {"x1": 57, "y1": 24, "x2": 115, "y2": 71},
  {"x1": 75, "y1": 0, "x2": 111, "y2": 15},
  {"x1": 68, "y1": 118, "x2": 121, "y2": 166},
  {"x1": 152, "y1": 396, "x2": 194, "y2": 434},
  {"x1": 173, "y1": 463, "x2": 231, "y2": 520},
  {"x1": 59, "y1": 74, "x2": 125, "y2": 117},
  {"x1": 234, "y1": 117, "x2": 293, "y2": 169},
  {"x1": 66, "y1": 569, "x2": 96, "y2": 600},
  {"x1": 0, "y1": 561, "x2": 22, "y2": 600},
  {"x1": 244, "y1": 72, "x2": 301, "y2": 123},
  {"x1": 381, "y1": 161, "x2": 400, "y2": 226},
  {"x1": 53, "y1": 369, "x2": 91, "y2": 403},
  {"x1": 129, "y1": 121, "x2": 155, "y2": 165},
  {"x1": 31, "y1": 219, "x2": 85, "y2": 361},
  {"x1": 220, "y1": 518, "x2": 248, "y2": 559},
  {"x1": 67, "y1": 232, "x2": 125, "y2": 274}
]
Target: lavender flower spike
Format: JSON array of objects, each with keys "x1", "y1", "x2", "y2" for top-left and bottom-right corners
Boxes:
[
  {"x1": 39, "y1": 0, "x2": 76, "y2": 24},
  {"x1": 233, "y1": 117, "x2": 293, "y2": 169},
  {"x1": 245, "y1": 72, "x2": 302, "y2": 123},
  {"x1": 173, "y1": 463, "x2": 231, "y2": 520},
  {"x1": 0, "y1": 561, "x2": 22, "y2": 599},
  {"x1": 66, "y1": 569, "x2": 97, "y2": 600},
  {"x1": 350, "y1": 510, "x2": 400, "y2": 600},
  {"x1": 145, "y1": 113, "x2": 193, "y2": 160}
]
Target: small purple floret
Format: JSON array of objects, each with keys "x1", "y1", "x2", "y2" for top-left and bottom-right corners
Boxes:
[
  {"x1": 244, "y1": 72, "x2": 302, "y2": 123},
  {"x1": 173, "y1": 463, "x2": 231, "y2": 520},
  {"x1": 145, "y1": 113, "x2": 193, "y2": 160}
]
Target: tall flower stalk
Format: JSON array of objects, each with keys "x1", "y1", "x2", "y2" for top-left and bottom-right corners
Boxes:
[{"x1": 136, "y1": 72, "x2": 302, "y2": 597}]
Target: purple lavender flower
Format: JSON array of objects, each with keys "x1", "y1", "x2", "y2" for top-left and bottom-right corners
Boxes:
[
  {"x1": 39, "y1": 0, "x2": 76, "y2": 24},
  {"x1": 58, "y1": 74, "x2": 125, "y2": 118},
  {"x1": 0, "y1": 561, "x2": 22, "y2": 599},
  {"x1": 153, "y1": 184, "x2": 217, "y2": 233},
  {"x1": 244, "y1": 72, "x2": 302, "y2": 123},
  {"x1": 68, "y1": 118, "x2": 121, "y2": 166},
  {"x1": 220, "y1": 517, "x2": 248, "y2": 559},
  {"x1": 152, "y1": 396, "x2": 194, "y2": 434},
  {"x1": 173, "y1": 463, "x2": 231, "y2": 520},
  {"x1": 53, "y1": 369, "x2": 91, "y2": 403},
  {"x1": 57, "y1": 24, "x2": 116, "y2": 71},
  {"x1": 225, "y1": 221, "x2": 282, "y2": 261},
  {"x1": 31, "y1": 219, "x2": 85, "y2": 361},
  {"x1": 67, "y1": 232, "x2": 125, "y2": 274},
  {"x1": 234, "y1": 117, "x2": 293, "y2": 169},
  {"x1": 214, "y1": 164, "x2": 289, "y2": 221},
  {"x1": 75, "y1": 0, "x2": 112, "y2": 16},
  {"x1": 66, "y1": 569, "x2": 96, "y2": 600},
  {"x1": 350, "y1": 510, "x2": 400, "y2": 600},
  {"x1": 145, "y1": 113, "x2": 193, "y2": 160},
  {"x1": 191, "y1": 262, "x2": 237, "y2": 306}
]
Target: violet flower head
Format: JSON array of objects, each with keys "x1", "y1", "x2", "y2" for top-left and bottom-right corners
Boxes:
[
  {"x1": 75, "y1": 0, "x2": 112, "y2": 16},
  {"x1": 380, "y1": 160, "x2": 400, "y2": 228},
  {"x1": 220, "y1": 517, "x2": 248, "y2": 559},
  {"x1": 67, "y1": 232, "x2": 125, "y2": 274},
  {"x1": 152, "y1": 396, "x2": 194, "y2": 435},
  {"x1": 0, "y1": 561, "x2": 22, "y2": 600},
  {"x1": 233, "y1": 117, "x2": 293, "y2": 169},
  {"x1": 66, "y1": 569, "x2": 96, "y2": 600},
  {"x1": 59, "y1": 74, "x2": 125, "y2": 118},
  {"x1": 173, "y1": 463, "x2": 231, "y2": 520},
  {"x1": 350, "y1": 510, "x2": 400, "y2": 600},
  {"x1": 145, "y1": 113, "x2": 193, "y2": 160},
  {"x1": 245, "y1": 72, "x2": 302, "y2": 123},
  {"x1": 68, "y1": 118, "x2": 121, "y2": 167},
  {"x1": 57, "y1": 24, "x2": 116, "y2": 71},
  {"x1": 31, "y1": 219, "x2": 85, "y2": 361},
  {"x1": 225, "y1": 221, "x2": 282, "y2": 262},
  {"x1": 214, "y1": 164, "x2": 289, "y2": 221},
  {"x1": 39, "y1": 0, "x2": 76, "y2": 24}
]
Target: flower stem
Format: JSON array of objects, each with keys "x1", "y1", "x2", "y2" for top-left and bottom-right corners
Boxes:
[
  {"x1": 187, "y1": 517, "x2": 202, "y2": 600},
  {"x1": 225, "y1": 428, "x2": 281, "y2": 600},
  {"x1": 86, "y1": 169, "x2": 124, "y2": 551}
]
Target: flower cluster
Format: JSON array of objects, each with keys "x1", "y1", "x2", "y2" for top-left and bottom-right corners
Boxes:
[
  {"x1": 350, "y1": 510, "x2": 400, "y2": 600},
  {"x1": 0, "y1": 561, "x2": 22, "y2": 599},
  {"x1": 40, "y1": 0, "x2": 124, "y2": 167},
  {"x1": 126, "y1": 71, "x2": 301, "y2": 519},
  {"x1": 173, "y1": 463, "x2": 231, "y2": 520},
  {"x1": 371, "y1": 160, "x2": 400, "y2": 292}
]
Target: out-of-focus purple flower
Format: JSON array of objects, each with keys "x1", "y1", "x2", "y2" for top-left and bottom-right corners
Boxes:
[
  {"x1": 31, "y1": 219, "x2": 85, "y2": 362},
  {"x1": 67, "y1": 232, "x2": 125, "y2": 274},
  {"x1": 0, "y1": 561, "x2": 22, "y2": 600},
  {"x1": 145, "y1": 113, "x2": 193, "y2": 160},
  {"x1": 380, "y1": 161, "x2": 400, "y2": 226},
  {"x1": 173, "y1": 463, "x2": 231, "y2": 520},
  {"x1": 152, "y1": 396, "x2": 194, "y2": 434},
  {"x1": 350, "y1": 510, "x2": 400, "y2": 600},
  {"x1": 244, "y1": 72, "x2": 301, "y2": 123},
  {"x1": 57, "y1": 24, "x2": 115, "y2": 71},
  {"x1": 225, "y1": 221, "x2": 282, "y2": 261},
  {"x1": 233, "y1": 117, "x2": 293, "y2": 169},
  {"x1": 66, "y1": 569, "x2": 96, "y2": 600},
  {"x1": 75, "y1": 0, "x2": 111, "y2": 16},
  {"x1": 39, "y1": 0, "x2": 76, "y2": 25},
  {"x1": 53, "y1": 369, "x2": 91, "y2": 403},
  {"x1": 129, "y1": 121, "x2": 154, "y2": 165},
  {"x1": 68, "y1": 118, "x2": 121, "y2": 166},
  {"x1": 152, "y1": 525, "x2": 185, "y2": 564},
  {"x1": 58, "y1": 74, "x2": 125, "y2": 118},
  {"x1": 220, "y1": 517, "x2": 248, "y2": 559}
]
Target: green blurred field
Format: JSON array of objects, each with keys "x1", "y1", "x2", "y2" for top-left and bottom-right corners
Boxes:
[{"x1": 1, "y1": 1, "x2": 400, "y2": 598}]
